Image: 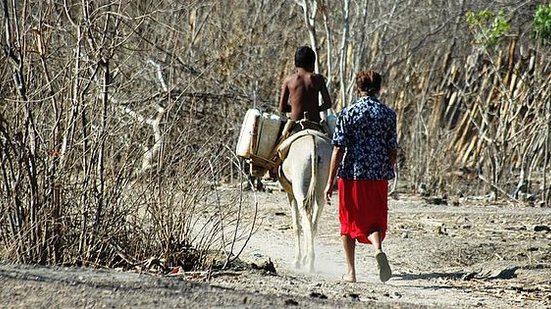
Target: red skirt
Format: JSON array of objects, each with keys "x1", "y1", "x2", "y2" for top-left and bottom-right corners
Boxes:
[{"x1": 338, "y1": 178, "x2": 388, "y2": 244}]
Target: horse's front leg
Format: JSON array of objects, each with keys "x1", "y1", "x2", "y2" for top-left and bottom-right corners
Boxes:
[{"x1": 288, "y1": 194, "x2": 302, "y2": 269}]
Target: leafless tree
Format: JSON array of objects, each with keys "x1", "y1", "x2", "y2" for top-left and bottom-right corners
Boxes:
[{"x1": 0, "y1": 0, "x2": 549, "y2": 268}]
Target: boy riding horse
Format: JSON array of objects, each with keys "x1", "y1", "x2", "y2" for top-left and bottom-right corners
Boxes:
[
  {"x1": 272, "y1": 46, "x2": 334, "y2": 272},
  {"x1": 278, "y1": 46, "x2": 333, "y2": 136}
]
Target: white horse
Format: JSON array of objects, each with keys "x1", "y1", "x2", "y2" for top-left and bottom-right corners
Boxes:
[{"x1": 277, "y1": 130, "x2": 332, "y2": 272}]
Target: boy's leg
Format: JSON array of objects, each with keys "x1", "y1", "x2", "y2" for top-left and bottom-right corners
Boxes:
[{"x1": 280, "y1": 119, "x2": 296, "y2": 140}]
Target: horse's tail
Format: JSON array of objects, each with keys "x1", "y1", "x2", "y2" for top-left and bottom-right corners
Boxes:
[{"x1": 304, "y1": 134, "x2": 317, "y2": 217}]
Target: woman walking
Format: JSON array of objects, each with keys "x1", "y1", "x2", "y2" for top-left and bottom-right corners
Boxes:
[{"x1": 324, "y1": 70, "x2": 398, "y2": 283}]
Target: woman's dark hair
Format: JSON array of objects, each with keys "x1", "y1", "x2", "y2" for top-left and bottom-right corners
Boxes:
[
  {"x1": 294, "y1": 46, "x2": 316, "y2": 69},
  {"x1": 356, "y1": 70, "x2": 382, "y2": 95}
]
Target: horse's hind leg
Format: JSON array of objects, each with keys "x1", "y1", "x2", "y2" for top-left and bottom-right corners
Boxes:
[
  {"x1": 299, "y1": 205, "x2": 315, "y2": 272},
  {"x1": 311, "y1": 193, "x2": 325, "y2": 239},
  {"x1": 287, "y1": 193, "x2": 302, "y2": 269}
]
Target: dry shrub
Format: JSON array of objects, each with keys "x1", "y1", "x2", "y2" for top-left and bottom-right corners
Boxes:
[
  {"x1": 0, "y1": 0, "x2": 271, "y2": 268},
  {"x1": 0, "y1": 95, "x2": 257, "y2": 270}
]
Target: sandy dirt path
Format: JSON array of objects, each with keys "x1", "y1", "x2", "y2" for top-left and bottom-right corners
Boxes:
[
  {"x1": 1, "y1": 185, "x2": 550, "y2": 308},
  {"x1": 221, "y1": 186, "x2": 551, "y2": 308}
]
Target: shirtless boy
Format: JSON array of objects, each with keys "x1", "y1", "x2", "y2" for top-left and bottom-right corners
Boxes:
[{"x1": 278, "y1": 46, "x2": 332, "y2": 124}]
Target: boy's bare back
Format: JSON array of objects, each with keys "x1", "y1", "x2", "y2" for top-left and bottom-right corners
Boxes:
[{"x1": 278, "y1": 69, "x2": 332, "y2": 123}]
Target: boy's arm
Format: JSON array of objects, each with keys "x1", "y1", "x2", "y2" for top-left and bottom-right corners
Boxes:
[
  {"x1": 318, "y1": 76, "x2": 332, "y2": 111},
  {"x1": 278, "y1": 80, "x2": 291, "y2": 113}
]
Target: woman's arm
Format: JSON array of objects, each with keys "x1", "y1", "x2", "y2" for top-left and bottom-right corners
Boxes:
[{"x1": 324, "y1": 146, "x2": 344, "y2": 203}]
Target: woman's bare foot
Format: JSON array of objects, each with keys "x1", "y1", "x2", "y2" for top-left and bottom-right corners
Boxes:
[{"x1": 342, "y1": 273, "x2": 356, "y2": 283}]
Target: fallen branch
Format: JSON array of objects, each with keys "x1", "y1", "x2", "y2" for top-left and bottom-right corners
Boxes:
[{"x1": 477, "y1": 174, "x2": 519, "y2": 203}]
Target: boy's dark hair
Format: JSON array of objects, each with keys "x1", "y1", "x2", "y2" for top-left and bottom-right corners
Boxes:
[
  {"x1": 356, "y1": 70, "x2": 382, "y2": 95},
  {"x1": 294, "y1": 46, "x2": 316, "y2": 69}
]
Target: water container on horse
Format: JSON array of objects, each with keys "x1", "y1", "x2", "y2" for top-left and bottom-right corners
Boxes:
[{"x1": 236, "y1": 109, "x2": 286, "y2": 173}]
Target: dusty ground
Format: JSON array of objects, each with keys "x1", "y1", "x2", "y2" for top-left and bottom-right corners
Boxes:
[{"x1": 1, "y1": 183, "x2": 550, "y2": 308}]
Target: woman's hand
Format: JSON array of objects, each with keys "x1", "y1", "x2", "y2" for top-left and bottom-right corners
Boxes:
[
  {"x1": 324, "y1": 182, "x2": 334, "y2": 205},
  {"x1": 325, "y1": 146, "x2": 343, "y2": 205},
  {"x1": 324, "y1": 179, "x2": 335, "y2": 205}
]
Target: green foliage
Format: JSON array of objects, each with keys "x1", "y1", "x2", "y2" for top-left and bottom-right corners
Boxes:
[
  {"x1": 465, "y1": 10, "x2": 511, "y2": 48},
  {"x1": 534, "y1": 3, "x2": 551, "y2": 45}
]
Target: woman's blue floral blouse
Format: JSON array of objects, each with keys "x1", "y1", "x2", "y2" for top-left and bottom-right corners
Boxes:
[{"x1": 332, "y1": 96, "x2": 398, "y2": 180}]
